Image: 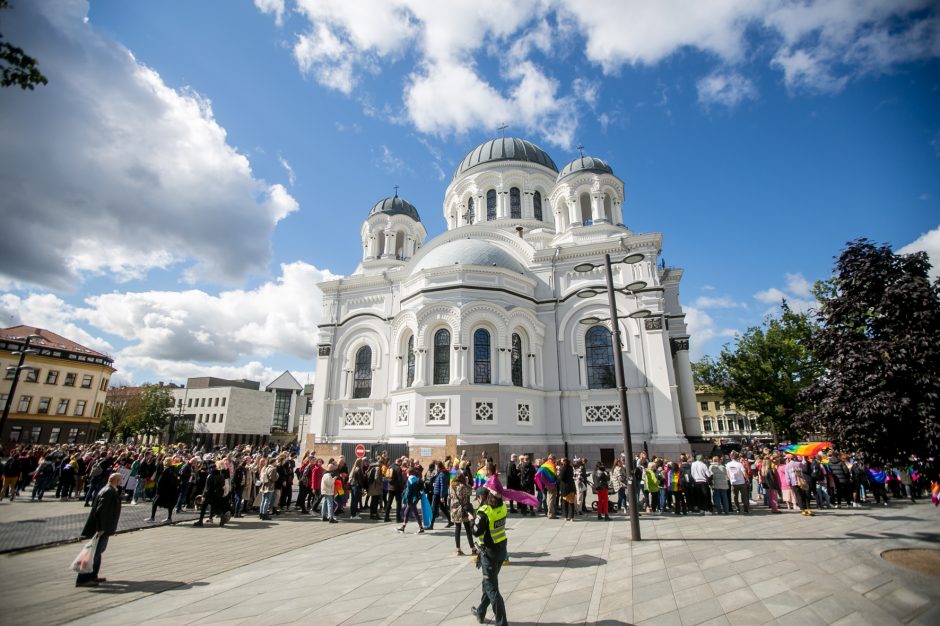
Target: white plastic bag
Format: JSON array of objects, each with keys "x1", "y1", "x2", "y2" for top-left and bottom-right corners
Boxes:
[{"x1": 70, "y1": 536, "x2": 99, "y2": 574}]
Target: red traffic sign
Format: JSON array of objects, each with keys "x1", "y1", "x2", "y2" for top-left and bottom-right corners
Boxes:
[{"x1": 355, "y1": 444, "x2": 366, "y2": 458}]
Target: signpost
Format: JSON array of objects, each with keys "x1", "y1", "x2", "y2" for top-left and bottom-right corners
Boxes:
[{"x1": 355, "y1": 444, "x2": 366, "y2": 458}]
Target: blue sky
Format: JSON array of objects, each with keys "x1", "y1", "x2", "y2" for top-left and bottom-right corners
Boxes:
[{"x1": 1, "y1": 0, "x2": 938, "y2": 387}]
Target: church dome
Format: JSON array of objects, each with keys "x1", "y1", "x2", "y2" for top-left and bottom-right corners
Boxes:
[
  {"x1": 557, "y1": 156, "x2": 613, "y2": 182},
  {"x1": 453, "y1": 137, "x2": 558, "y2": 181},
  {"x1": 369, "y1": 195, "x2": 421, "y2": 221},
  {"x1": 413, "y1": 238, "x2": 525, "y2": 274}
]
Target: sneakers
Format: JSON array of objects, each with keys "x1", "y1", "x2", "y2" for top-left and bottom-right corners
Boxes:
[
  {"x1": 397, "y1": 526, "x2": 405, "y2": 533},
  {"x1": 417, "y1": 528, "x2": 424, "y2": 534},
  {"x1": 456, "y1": 549, "x2": 465, "y2": 556},
  {"x1": 470, "y1": 606, "x2": 486, "y2": 624},
  {"x1": 145, "y1": 518, "x2": 155, "y2": 523}
]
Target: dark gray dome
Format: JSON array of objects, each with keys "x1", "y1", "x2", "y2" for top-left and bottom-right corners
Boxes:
[
  {"x1": 368, "y1": 195, "x2": 420, "y2": 221},
  {"x1": 453, "y1": 138, "x2": 558, "y2": 181},
  {"x1": 557, "y1": 156, "x2": 613, "y2": 182}
]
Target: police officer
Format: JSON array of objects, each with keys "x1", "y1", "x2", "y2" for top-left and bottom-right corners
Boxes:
[{"x1": 471, "y1": 487, "x2": 509, "y2": 626}]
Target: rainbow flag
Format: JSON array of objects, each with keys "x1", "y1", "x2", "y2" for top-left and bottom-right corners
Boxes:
[
  {"x1": 449, "y1": 466, "x2": 460, "y2": 482},
  {"x1": 866, "y1": 468, "x2": 886, "y2": 484},
  {"x1": 334, "y1": 479, "x2": 345, "y2": 497},
  {"x1": 474, "y1": 468, "x2": 487, "y2": 489},
  {"x1": 778, "y1": 442, "x2": 831, "y2": 457},
  {"x1": 534, "y1": 460, "x2": 558, "y2": 491},
  {"x1": 931, "y1": 482, "x2": 939, "y2": 507}
]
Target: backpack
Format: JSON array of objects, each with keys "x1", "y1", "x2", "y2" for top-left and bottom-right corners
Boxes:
[{"x1": 91, "y1": 461, "x2": 104, "y2": 478}]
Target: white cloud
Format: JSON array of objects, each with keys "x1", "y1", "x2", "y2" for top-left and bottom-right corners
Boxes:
[
  {"x1": 255, "y1": 0, "x2": 286, "y2": 26},
  {"x1": 898, "y1": 225, "x2": 940, "y2": 281},
  {"x1": 0, "y1": 1, "x2": 298, "y2": 291},
  {"x1": 278, "y1": 154, "x2": 297, "y2": 186},
  {"x1": 114, "y1": 356, "x2": 314, "y2": 390},
  {"x1": 784, "y1": 272, "x2": 813, "y2": 297},
  {"x1": 754, "y1": 287, "x2": 789, "y2": 304},
  {"x1": 376, "y1": 145, "x2": 409, "y2": 174},
  {"x1": 1, "y1": 261, "x2": 336, "y2": 385},
  {"x1": 693, "y1": 295, "x2": 747, "y2": 309},
  {"x1": 270, "y1": 1, "x2": 940, "y2": 144},
  {"x1": 697, "y1": 70, "x2": 758, "y2": 107}
]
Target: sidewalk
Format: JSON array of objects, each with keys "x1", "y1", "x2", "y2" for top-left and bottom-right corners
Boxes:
[
  {"x1": 1, "y1": 498, "x2": 937, "y2": 625},
  {"x1": 0, "y1": 497, "x2": 198, "y2": 553}
]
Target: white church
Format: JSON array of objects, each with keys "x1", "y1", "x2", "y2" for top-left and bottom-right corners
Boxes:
[{"x1": 308, "y1": 138, "x2": 700, "y2": 466}]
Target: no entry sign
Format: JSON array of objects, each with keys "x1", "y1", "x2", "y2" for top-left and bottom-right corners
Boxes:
[{"x1": 355, "y1": 444, "x2": 366, "y2": 458}]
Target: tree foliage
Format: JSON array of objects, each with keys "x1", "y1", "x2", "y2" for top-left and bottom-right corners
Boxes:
[
  {"x1": 710, "y1": 303, "x2": 819, "y2": 442},
  {"x1": 131, "y1": 384, "x2": 174, "y2": 436},
  {"x1": 1, "y1": 1, "x2": 48, "y2": 90},
  {"x1": 797, "y1": 239, "x2": 940, "y2": 464},
  {"x1": 691, "y1": 356, "x2": 728, "y2": 388}
]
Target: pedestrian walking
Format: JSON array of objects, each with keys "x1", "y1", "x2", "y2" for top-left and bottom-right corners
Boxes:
[
  {"x1": 470, "y1": 487, "x2": 509, "y2": 626},
  {"x1": 76, "y1": 473, "x2": 123, "y2": 588}
]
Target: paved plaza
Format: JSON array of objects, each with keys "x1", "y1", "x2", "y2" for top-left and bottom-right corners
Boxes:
[{"x1": 0, "y1": 498, "x2": 938, "y2": 626}]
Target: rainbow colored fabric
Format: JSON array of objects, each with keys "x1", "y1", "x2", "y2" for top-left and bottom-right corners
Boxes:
[
  {"x1": 931, "y1": 482, "x2": 939, "y2": 507},
  {"x1": 778, "y1": 442, "x2": 832, "y2": 457},
  {"x1": 534, "y1": 460, "x2": 558, "y2": 491},
  {"x1": 474, "y1": 469, "x2": 487, "y2": 489},
  {"x1": 866, "y1": 469, "x2": 886, "y2": 484}
]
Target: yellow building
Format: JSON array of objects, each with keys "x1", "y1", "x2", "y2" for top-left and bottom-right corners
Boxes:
[
  {"x1": 695, "y1": 386, "x2": 769, "y2": 441},
  {"x1": 1, "y1": 326, "x2": 114, "y2": 445}
]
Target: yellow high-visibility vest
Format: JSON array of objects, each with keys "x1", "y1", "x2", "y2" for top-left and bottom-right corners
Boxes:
[{"x1": 479, "y1": 503, "x2": 507, "y2": 544}]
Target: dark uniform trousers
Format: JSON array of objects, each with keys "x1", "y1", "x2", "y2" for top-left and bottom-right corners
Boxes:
[{"x1": 478, "y1": 541, "x2": 509, "y2": 626}]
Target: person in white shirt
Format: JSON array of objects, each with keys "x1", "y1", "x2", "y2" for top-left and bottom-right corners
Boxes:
[
  {"x1": 689, "y1": 454, "x2": 712, "y2": 514},
  {"x1": 725, "y1": 453, "x2": 749, "y2": 513}
]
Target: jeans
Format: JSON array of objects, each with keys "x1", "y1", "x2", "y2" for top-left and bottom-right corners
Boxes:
[
  {"x1": 84, "y1": 477, "x2": 104, "y2": 505},
  {"x1": 350, "y1": 485, "x2": 361, "y2": 517},
  {"x1": 175, "y1": 482, "x2": 191, "y2": 512},
  {"x1": 260, "y1": 491, "x2": 276, "y2": 516},
  {"x1": 321, "y1": 495, "x2": 335, "y2": 520},
  {"x1": 712, "y1": 488, "x2": 730, "y2": 514},
  {"x1": 815, "y1": 484, "x2": 832, "y2": 508},
  {"x1": 133, "y1": 477, "x2": 145, "y2": 502},
  {"x1": 477, "y1": 542, "x2": 508, "y2": 626},
  {"x1": 616, "y1": 487, "x2": 627, "y2": 511},
  {"x1": 76, "y1": 534, "x2": 109, "y2": 583},
  {"x1": 732, "y1": 484, "x2": 749, "y2": 512},
  {"x1": 384, "y1": 491, "x2": 402, "y2": 522}
]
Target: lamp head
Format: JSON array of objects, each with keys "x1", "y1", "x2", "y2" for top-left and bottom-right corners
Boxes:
[
  {"x1": 624, "y1": 280, "x2": 647, "y2": 292},
  {"x1": 579, "y1": 316, "x2": 604, "y2": 325},
  {"x1": 627, "y1": 309, "x2": 653, "y2": 319},
  {"x1": 573, "y1": 262, "x2": 597, "y2": 273},
  {"x1": 621, "y1": 253, "x2": 644, "y2": 265},
  {"x1": 576, "y1": 288, "x2": 599, "y2": 298}
]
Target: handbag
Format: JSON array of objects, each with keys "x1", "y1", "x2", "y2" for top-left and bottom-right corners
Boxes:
[{"x1": 70, "y1": 536, "x2": 99, "y2": 574}]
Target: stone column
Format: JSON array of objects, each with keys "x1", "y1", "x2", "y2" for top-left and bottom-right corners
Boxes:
[{"x1": 413, "y1": 350, "x2": 427, "y2": 387}]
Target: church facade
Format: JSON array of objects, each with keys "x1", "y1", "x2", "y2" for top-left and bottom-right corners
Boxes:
[{"x1": 308, "y1": 138, "x2": 700, "y2": 465}]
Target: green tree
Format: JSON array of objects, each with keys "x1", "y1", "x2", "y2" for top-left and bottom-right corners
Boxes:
[
  {"x1": 713, "y1": 302, "x2": 819, "y2": 442},
  {"x1": 101, "y1": 392, "x2": 141, "y2": 443},
  {"x1": 797, "y1": 239, "x2": 940, "y2": 464},
  {"x1": 1, "y1": 1, "x2": 48, "y2": 90},
  {"x1": 691, "y1": 356, "x2": 728, "y2": 388},
  {"x1": 127, "y1": 384, "x2": 174, "y2": 438}
]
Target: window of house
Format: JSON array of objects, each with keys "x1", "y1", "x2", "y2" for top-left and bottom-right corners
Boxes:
[
  {"x1": 67, "y1": 428, "x2": 78, "y2": 443},
  {"x1": 25, "y1": 368, "x2": 39, "y2": 382},
  {"x1": 81, "y1": 374, "x2": 93, "y2": 388},
  {"x1": 533, "y1": 191, "x2": 542, "y2": 221},
  {"x1": 214, "y1": 397, "x2": 220, "y2": 406},
  {"x1": 187, "y1": 398, "x2": 192, "y2": 407},
  {"x1": 406, "y1": 335, "x2": 415, "y2": 387},
  {"x1": 9, "y1": 426, "x2": 22, "y2": 442},
  {"x1": 94, "y1": 402, "x2": 103, "y2": 418},
  {"x1": 579, "y1": 192, "x2": 592, "y2": 225},
  {"x1": 18, "y1": 395, "x2": 32, "y2": 412},
  {"x1": 29, "y1": 426, "x2": 41, "y2": 443},
  {"x1": 486, "y1": 189, "x2": 497, "y2": 220},
  {"x1": 473, "y1": 329, "x2": 491, "y2": 384},
  {"x1": 56, "y1": 399, "x2": 69, "y2": 415},
  {"x1": 511, "y1": 333, "x2": 523, "y2": 387},
  {"x1": 510, "y1": 187, "x2": 521, "y2": 219},
  {"x1": 99, "y1": 378, "x2": 108, "y2": 391},
  {"x1": 603, "y1": 193, "x2": 612, "y2": 222},
  {"x1": 352, "y1": 346, "x2": 373, "y2": 399},
  {"x1": 433, "y1": 329, "x2": 450, "y2": 384},
  {"x1": 703, "y1": 419, "x2": 713, "y2": 432},
  {"x1": 45, "y1": 370, "x2": 59, "y2": 384},
  {"x1": 586, "y1": 326, "x2": 615, "y2": 389},
  {"x1": 219, "y1": 413, "x2": 224, "y2": 423},
  {"x1": 4, "y1": 368, "x2": 13, "y2": 380},
  {"x1": 0, "y1": 394, "x2": 7, "y2": 409},
  {"x1": 74, "y1": 400, "x2": 86, "y2": 416},
  {"x1": 272, "y1": 390, "x2": 291, "y2": 431},
  {"x1": 64, "y1": 373, "x2": 76, "y2": 386},
  {"x1": 714, "y1": 401, "x2": 721, "y2": 411},
  {"x1": 37, "y1": 397, "x2": 51, "y2": 414},
  {"x1": 466, "y1": 197, "x2": 474, "y2": 223},
  {"x1": 717, "y1": 419, "x2": 725, "y2": 432},
  {"x1": 48, "y1": 427, "x2": 60, "y2": 444},
  {"x1": 221, "y1": 397, "x2": 226, "y2": 406}
]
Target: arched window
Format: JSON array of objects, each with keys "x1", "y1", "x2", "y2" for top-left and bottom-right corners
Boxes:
[
  {"x1": 406, "y1": 335, "x2": 415, "y2": 387},
  {"x1": 486, "y1": 189, "x2": 497, "y2": 221},
  {"x1": 395, "y1": 231, "x2": 405, "y2": 259},
  {"x1": 433, "y1": 329, "x2": 450, "y2": 384},
  {"x1": 511, "y1": 333, "x2": 523, "y2": 387},
  {"x1": 353, "y1": 346, "x2": 372, "y2": 398},
  {"x1": 510, "y1": 187, "x2": 521, "y2": 219},
  {"x1": 586, "y1": 326, "x2": 615, "y2": 389},
  {"x1": 533, "y1": 191, "x2": 543, "y2": 221},
  {"x1": 580, "y1": 192, "x2": 592, "y2": 225},
  {"x1": 473, "y1": 329, "x2": 491, "y2": 384},
  {"x1": 466, "y1": 197, "x2": 474, "y2": 224},
  {"x1": 603, "y1": 193, "x2": 612, "y2": 223}
]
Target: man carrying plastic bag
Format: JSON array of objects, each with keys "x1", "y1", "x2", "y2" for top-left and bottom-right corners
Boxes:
[{"x1": 74, "y1": 472, "x2": 123, "y2": 587}]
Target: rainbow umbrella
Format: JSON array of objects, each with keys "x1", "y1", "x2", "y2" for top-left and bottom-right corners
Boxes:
[{"x1": 778, "y1": 442, "x2": 832, "y2": 457}]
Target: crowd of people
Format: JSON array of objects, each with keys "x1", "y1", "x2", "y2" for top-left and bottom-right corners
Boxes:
[{"x1": 2, "y1": 441, "x2": 934, "y2": 529}]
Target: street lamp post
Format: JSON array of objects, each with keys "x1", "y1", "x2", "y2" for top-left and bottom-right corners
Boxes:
[
  {"x1": 574, "y1": 253, "x2": 647, "y2": 542},
  {"x1": 1, "y1": 334, "x2": 42, "y2": 444}
]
